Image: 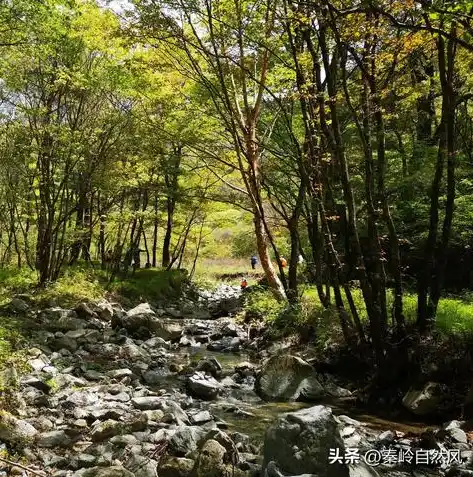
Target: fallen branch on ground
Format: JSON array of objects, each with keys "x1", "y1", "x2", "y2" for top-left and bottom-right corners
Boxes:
[{"x1": 0, "y1": 456, "x2": 47, "y2": 477}]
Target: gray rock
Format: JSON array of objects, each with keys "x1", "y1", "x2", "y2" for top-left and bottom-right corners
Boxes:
[
  {"x1": 207, "y1": 336, "x2": 241, "y2": 352},
  {"x1": 65, "y1": 329, "x2": 88, "y2": 339},
  {"x1": 28, "y1": 356, "x2": 50, "y2": 372},
  {"x1": 55, "y1": 373, "x2": 87, "y2": 390},
  {"x1": 377, "y1": 430, "x2": 395, "y2": 442},
  {"x1": 159, "y1": 457, "x2": 195, "y2": 477},
  {"x1": 132, "y1": 396, "x2": 162, "y2": 410},
  {"x1": 189, "y1": 410, "x2": 213, "y2": 425},
  {"x1": 10, "y1": 297, "x2": 29, "y2": 312},
  {"x1": 95, "y1": 300, "x2": 114, "y2": 321},
  {"x1": 114, "y1": 304, "x2": 183, "y2": 341},
  {"x1": 143, "y1": 369, "x2": 170, "y2": 385},
  {"x1": 77, "y1": 454, "x2": 96, "y2": 468},
  {"x1": 262, "y1": 405, "x2": 349, "y2": 477},
  {"x1": 144, "y1": 336, "x2": 170, "y2": 349},
  {"x1": 448, "y1": 427, "x2": 468, "y2": 444},
  {"x1": 219, "y1": 322, "x2": 242, "y2": 337},
  {"x1": 110, "y1": 434, "x2": 139, "y2": 447},
  {"x1": 91, "y1": 420, "x2": 124, "y2": 442},
  {"x1": 126, "y1": 454, "x2": 158, "y2": 477},
  {"x1": 402, "y1": 382, "x2": 445, "y2": 416},
  {"x1": 21, "y1": 376, "x2": 51, "y2": 394},
  {"x1": 153, "y1": 319, "x2": 183, "y2": 341},
  {"x1": 120, "y1": 340, "x2": 148, "y2": 360},
  {"x1": 64, "y1": 391, "x2": 98, "y2": 408},
  {"x1": 188, "y1": 372, "x2": 222, "y2": 400},
  {"x1": 235, "y1": 362, "x2": 257, "y2": 378},
  {"x1": 75, "y1": 302, "x2": 98, "y2": 319},
  {"x1": 256, "y1": 355, "x2": 324, "y2": 402},
  {"x1": 50, "y1": 335, "x2": 79, "y2": 352},
  {"x1": 142, "y1": 409, "x2": 165, "y2": 422},
  {"x1": 0, "y1": 412, "x2": 38, "y2": 444},
  {"x1": 168, "y1": 426, "x2": 207, "y2": 457},
  {"x1": 83, "y1": 369, "x2": 105, "y2": 381},
  {"x1": 103, "y1": 391, "x2": 130, "y2": 402},
  {"x1": 128, "y1": 303, "x2": 156, "y2": 317},
  {"x1": 193, "y1": 439, "x2": 227, "y2": 477},
  {"x1": 159, "y1": 401, "x2": 190, "y2": 425},
  {"x1": 40, "y1": 307, "x2": 84, "y2": 332},
  {"x1": 108, "y1": 368, "x2": 135, "y2": 379},
  {"x1": 37, "y1": 430, "x2": 74, "y2": 448},
  {"x1": 196, "y1": 358, "x2": 222, "y2": 379}
]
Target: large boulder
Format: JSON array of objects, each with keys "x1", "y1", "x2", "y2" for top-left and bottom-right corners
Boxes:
[
  {"x1": 168, "y1": 426, "x2": 207, "y2": 457},
  {"x1": 206, "y1": 285, "x2": 243, "y2": 318},
  {"x1": 262, "y1": 405, "x2": 349, "y2": 477},
  {"x1": 195, "y1": 357, "x2": 222, "y2": 379},
  {"x1": 90, "y1": 420, "x2": 125, "y2": 442},
  {"x1": 39, "y1": 307, "x2": 85, "y2": 332},
  {"x1": 256, "y1": 355, "x2": 324, "y2": 401},
  {"x1": 187, "y1": 372, "x2": 222, "y2": 400},
  {"x1": 94, "y1": 300, "x2": 114, "y2": 321},
  {"x1": 402, "y1": 382, "x2": 446, "y2": 416},
  {"x1": 37, "y1": 429, "x2": 75, "y2": 448},
  {"x1": 159, "y1": 457, "x2": 194, "y2": 477},
  {"x1": 112, "y1": 303, "x2": 182, "y2": 341},
  {"x1": 193, "y1": 439, "x2": 228, "y2": 477},
  {"x1": 0, "y1": 411, "x2": 38, "y2": 444},
  {"x1": 111, "y1": 303, "x2": 155, "y2": 332},
  {"x1": 153, "y1": 319, "x2": 183, "y2": 341}
]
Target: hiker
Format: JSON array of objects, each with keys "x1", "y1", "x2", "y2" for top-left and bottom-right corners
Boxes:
[
  {"x1": 250, "y1": 255, "x2": 258, "y2": 270},
  {"x1": 298, "y1": 254, "x2": 304, "y2": 264},
  {"x1": 240, "y1": 278, "x2": 248, "y2": 290},
  {"x1": 280, "y1": 256, "x2": 287, "y2": 268}
]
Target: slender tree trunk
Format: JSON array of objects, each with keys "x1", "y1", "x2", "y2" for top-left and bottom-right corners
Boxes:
[
  {"x1": 152, "y1": 193, "x2": 159, "y2": 268},
  {"x1": 162, "y1": 195, "x2": 175, "y2": 268}
]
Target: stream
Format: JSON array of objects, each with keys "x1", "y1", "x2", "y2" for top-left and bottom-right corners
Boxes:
[
  {"x1": 163, "y1": 347, "x2": 434, "y2": 440},
  {"x1": 3, "y1": 291, "x2": 469, "y2": 477}
]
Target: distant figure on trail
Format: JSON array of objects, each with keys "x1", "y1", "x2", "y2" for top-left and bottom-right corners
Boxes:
[
  {"x1": 298, "y1": 254, "x2": 304, "y2": 264},
  {"x1": 240, "y1": 278, "x2": 248, "y2": 290},
  {"x1": 250, "y1": 255, "x2": 258, "y2": 270},
  {"x1": 280, "y1": 257, "x2": 287, "y2": 268}
]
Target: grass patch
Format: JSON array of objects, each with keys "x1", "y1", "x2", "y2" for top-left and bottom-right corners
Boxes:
[
  {"x1": 244, "y1": 284, "x2": 473, "y2": 345},
  {"x1": 0, "y1": 265, "x2": 188, "y2": 309},
  {"x1": 301, "y1": 286, "x2": 473, "y2": 336},
  {"x1": 192, "y1": 258, "x2": 263, "y2": 288}
]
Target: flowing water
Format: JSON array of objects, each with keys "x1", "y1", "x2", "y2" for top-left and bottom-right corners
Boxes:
[{"x1": 166, "y1": 346, "x2": 434, "y2": 441}]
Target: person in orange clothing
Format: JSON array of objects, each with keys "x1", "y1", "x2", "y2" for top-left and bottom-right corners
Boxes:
[
  {"x1": 280, "y1": 257, "x2": 287, "y2": 268},
  {"x1": 240, "y1": 278, "x2": 248, "y2": 290}
]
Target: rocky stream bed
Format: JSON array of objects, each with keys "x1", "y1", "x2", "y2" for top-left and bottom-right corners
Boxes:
[{"x1": 1, "y1": 285, "x2": 473, "y2": 477}]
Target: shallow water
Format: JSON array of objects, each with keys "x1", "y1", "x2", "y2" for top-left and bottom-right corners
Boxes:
[{"x1": 168, "y1": 346, "x2": 434, "y2": 441}]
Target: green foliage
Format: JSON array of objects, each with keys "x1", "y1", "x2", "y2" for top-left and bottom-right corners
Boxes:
[
  {"x1": 109, "y1": 268, "x2": 188, "y2": 305},
  {"x1": 45, "y1": 378, "x2": 59, "y2": 393},
  {"x1": 231, "y1": 227, "x2": 258, "y2": 258},
  {"x1": 0, "y1": 317, "x2": 30, "y2": 412},
  {"x1": 243, "y1": 287, "x2": 286, "y2": 323}
]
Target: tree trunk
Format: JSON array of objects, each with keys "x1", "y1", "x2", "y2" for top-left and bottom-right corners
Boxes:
[{"x1": 152, "y1": 193, "x2": 159, "y2": 268}]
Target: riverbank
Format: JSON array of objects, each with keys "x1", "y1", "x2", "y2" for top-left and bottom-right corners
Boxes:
[{"x1": 0, "y1": 282, "x2": 473, "y2": 476}]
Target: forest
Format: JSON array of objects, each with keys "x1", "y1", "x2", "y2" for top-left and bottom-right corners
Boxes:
[
  {"x1": 1, "y1": 0, "x2": 473, "y2": 475},
  {"x1": 2, "y1": 0, "x2": 473, "y2": 365}
]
